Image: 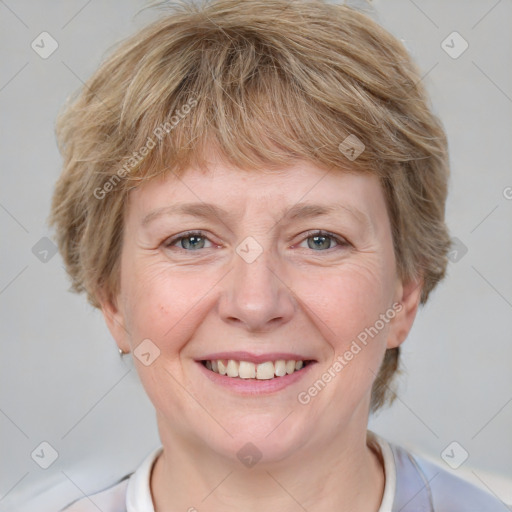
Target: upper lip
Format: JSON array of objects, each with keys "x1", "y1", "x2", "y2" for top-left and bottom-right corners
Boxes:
[{"x1": 197, "y1": 351, "x2": 316, "y2": 365}]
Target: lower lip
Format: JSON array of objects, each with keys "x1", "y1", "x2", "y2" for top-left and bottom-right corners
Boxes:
[{"x1": 195, "y1": 361, "x2": 316, "y2": 395}]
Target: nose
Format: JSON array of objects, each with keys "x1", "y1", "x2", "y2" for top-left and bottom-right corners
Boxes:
[{"x1": 217, "y1": 243, "x2": 296, "y2": 333}]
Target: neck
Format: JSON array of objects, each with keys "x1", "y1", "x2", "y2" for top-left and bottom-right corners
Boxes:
[{"x1": 150, "y1": 421, "x2": 385, "y2": 512}]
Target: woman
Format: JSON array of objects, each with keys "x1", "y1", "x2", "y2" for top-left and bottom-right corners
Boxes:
[{"x1": 51, "y1": 0, "x2": 504, "y2": 510}]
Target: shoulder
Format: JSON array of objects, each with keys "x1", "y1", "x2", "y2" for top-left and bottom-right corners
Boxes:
[
  {"x1": 59, "y1": 446, "x2": 162, "y2": 512},
  {"x1": 390, "y1": 442, "x2": 508, "y2": 512},
  {"x1": 59, "y1": 477, "x2": 129, "y2": 512}
]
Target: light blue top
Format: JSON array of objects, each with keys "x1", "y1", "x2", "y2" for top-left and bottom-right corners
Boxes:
[{"x1": 60, "y1": 434, "x2": 508, "y2": 511}]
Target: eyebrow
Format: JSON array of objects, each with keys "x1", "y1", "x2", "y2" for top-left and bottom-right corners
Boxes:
[{"x1": 141, "y1": 201, "x2": 370, "y2": 228}]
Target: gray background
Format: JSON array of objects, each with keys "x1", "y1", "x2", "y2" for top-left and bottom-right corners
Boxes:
[{"x1": 1, "y1": 0, "x2": 511, "y2": 510}]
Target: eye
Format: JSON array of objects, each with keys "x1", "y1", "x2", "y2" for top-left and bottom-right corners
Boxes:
[
  {"x1": 163, "y1": 229, "x2": 349, "y2": 253},
  {"x1": 164, "y1": 231, "x2": 214, "y2": 251},
  {"x1": 298, "y1": 230, "x2": 349, "y2": 251}
]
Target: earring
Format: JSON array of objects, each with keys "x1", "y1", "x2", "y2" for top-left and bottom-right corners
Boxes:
[{"x1": 119, "y1": 348, "x2": 127, "y2": 356}]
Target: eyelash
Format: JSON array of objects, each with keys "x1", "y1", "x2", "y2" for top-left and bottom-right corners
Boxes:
[{"x1": 163, "y1": 230, "x2": 350, "y2": 252}]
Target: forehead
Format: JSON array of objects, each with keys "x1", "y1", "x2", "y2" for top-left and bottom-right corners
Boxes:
[{"x1": 127, "y1": 159, "x2": 386, "y2": 229}]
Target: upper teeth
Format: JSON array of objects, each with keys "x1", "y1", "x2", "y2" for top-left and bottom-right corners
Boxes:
[{"x1": 205, "y1": 359, "x2": 305, "y2": 379}]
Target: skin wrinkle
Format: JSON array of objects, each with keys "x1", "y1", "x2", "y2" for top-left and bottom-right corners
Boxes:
[{"x1": 101, "y1": 157, "x2": 422, "y2": 511}]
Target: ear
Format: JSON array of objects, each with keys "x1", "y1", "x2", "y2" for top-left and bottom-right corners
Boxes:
[
  {"x1": 97, "y1": 288, "x2": 131, "y2": 353},
  {"x1": 386, "y1": 276, "x2": 423, "y2": 349}
]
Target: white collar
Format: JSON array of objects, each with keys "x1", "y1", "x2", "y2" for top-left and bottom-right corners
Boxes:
[
  {"x1": 126, "y1": 445, "x2": 162, "y2": 512},
  {"x1": 368, "y1": 431, "x2": 397, "y2": 512}
]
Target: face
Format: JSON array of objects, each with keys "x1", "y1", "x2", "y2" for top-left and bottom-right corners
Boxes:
[{"x1": 103, "y1": 156, "x2": 421, "y2": 465}]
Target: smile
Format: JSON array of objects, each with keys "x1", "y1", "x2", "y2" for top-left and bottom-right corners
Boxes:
[{"x1": 201, "y1": 359, "x2": 312, "y2": 379}]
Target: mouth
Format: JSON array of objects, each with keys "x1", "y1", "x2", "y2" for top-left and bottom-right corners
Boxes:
[
  {"x1": 195, "y1": 352, "x2": 317, "y2": 394},
  {"x1": 200, "y1": 358, "x2": 315, "y2": 380}
]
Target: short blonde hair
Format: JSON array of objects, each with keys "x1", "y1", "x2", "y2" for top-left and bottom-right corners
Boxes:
[{"x1": 50, "y1": 0, "x2": 451, "y2": 411}]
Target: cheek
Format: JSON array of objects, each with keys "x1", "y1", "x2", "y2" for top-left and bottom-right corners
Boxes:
[
  {"x1": 299, "y1": 265, "x2": 394, "y2": 410},
  {"x1": 295, "y1": 260, "x2": 394, "y2": 348},
  {"x1": 119, "y1": 261, "x2": 208, "y2": 415},
  {"x1": 121, "y1": 259, "x2": 216, "y2": 346}
]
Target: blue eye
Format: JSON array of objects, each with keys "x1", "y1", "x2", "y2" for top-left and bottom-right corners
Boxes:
[
  {"x1": 299, "y1": 230, "x2": 348, "y2": 251},
  {"x1": 164, "y1": 230, "x2": 348, "y2": 252},
  {"x1": 165, "y1": 231, "x2": 213, "y2": 251}
]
